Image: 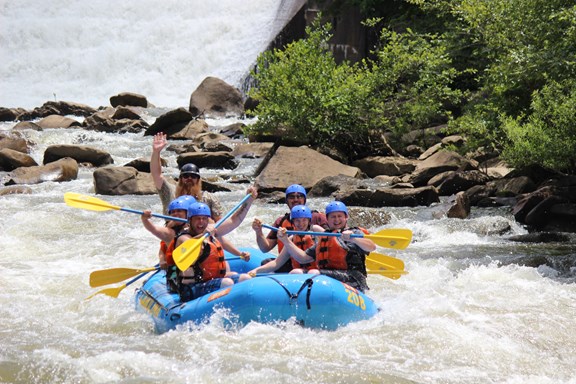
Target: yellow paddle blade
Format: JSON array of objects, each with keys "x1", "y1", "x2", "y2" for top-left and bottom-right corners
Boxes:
[
  {"x1": 366, "y1": 253, "x2": 407, "y2": 280},
  {"x1": 173, "y1": 236, "x2": 205, "y2": 271},
  {"x1": 64, "y1": 192, "x2": 120, "y2": 212},
  {"x1": 89, "y1": 267, "x2": 157, "y2": 287},
  {"x1": 85, "y1": 284, "x2": 127, "y2": 300},
  {"x1": 366, "y1": 252, "x2": 405, "y2": 271},
  {"x1": 367, "y1": 269, "x2": 408, "y2": 279},
  {"x1": 366, "y1": 228, "x2": 412, "y2": 250}
]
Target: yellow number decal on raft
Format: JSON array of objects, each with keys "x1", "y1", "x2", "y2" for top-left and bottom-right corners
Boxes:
[
  {"x1": 139, "y1": 295, "x2": 161, "y2": 317},
  {"x1": 345, "y1": 288, "x2": 366, "y2": 310}
]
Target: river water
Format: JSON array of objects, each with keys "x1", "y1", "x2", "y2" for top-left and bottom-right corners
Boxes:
[
  {"x1": 2, "y1": 1, "x2": 576, "y2": 383},
  {"x1": 1, "y1": 119, "x2": 576, "y2": 384}
]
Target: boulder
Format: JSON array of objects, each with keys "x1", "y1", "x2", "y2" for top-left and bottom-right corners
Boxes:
[
  {"x1": 352, "y1": 156, "x2": 417, "y2": 177},
  {"x1": 176, "y1": 151, "x2": 238, "y2": 170},
  {"x1": 4, "y1": 157, "x2": 78, "y2": 185},
  {"x1": 93, "y1": 166, "x2": 156, "y2": 195},
  {"x1": 309, "y1": 175, "x2": 375, "y2": 197},
  {"x1": 18, "y1": 101, "x2": 96, "y2": 120},
  {"x1": 124, "y1": 157, "x2": 167, "y2": 173},
  {"x1": 193, "y1": 132, "x2": 231, "y2": 150},
  {"x1": 144, "y1": 107, "x2": 193, "y2": 137},
  {"x1": 410, "y1": 150, "x2": 478, "y2": 186},
  {"x1": 37, "y1": 114, "x2": 82, "y2": 129},
  {"x1": 429, "y1": 170, "x2": 492, "y2": 196},
  {"x1": 189, "y1": 77, "x2": 244, "y2": 118},
  {"x1": 12, "y1": 121, "x2": 42, "y2": 131},
  {"x1": 0, "y1": 134, "x2": 30, "y2": 153},
  {"x1": 43, "y1": 145, "x2": 114, "y2": 167},
  {"x1": 446, "y1": 191, "x2": 471, "y2": 219},
  {"x1": 478, "y1": 157, "x2": 513, "y2": 178},
  {"x1": 109, "y1": 92, "x2": 149, "y2": 108},
  {"x1": 168, "y1": 120, "x2": 210, "y2": 140},
  {"x1": 0, "y1": 148, "x2": 38, "y2": 171},
  {"x1": 511, "y1": 176, "x2": 576, "y2": 231},
  {"x1": 84, "y1": 108, "x2": 149, "y2": 134},
  {"x1": 335, "y1": 185, "x2": 440, "y2": 207},
  {"x1": 255, "y1": 146, "x2": 361, "y2": 193},
  {"x1": 0, "y1": 107, "x2": 25, "y2": 121},
  {"x1": 111, "y1": 106, "x2": 142, "y2": 120},
  {"x1": 232, "y1": 142, "x2": 275, "y2": 159},
  {"x1": 219, "y1": 122, "x2": 245, "y2": 139}
]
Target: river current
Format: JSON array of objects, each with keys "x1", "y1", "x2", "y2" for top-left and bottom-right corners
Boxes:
[{"x1": 1, "y1": 117, "x2": 575, "y2": 384}]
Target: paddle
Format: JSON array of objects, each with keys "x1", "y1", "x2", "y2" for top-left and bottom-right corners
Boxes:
[
  {"x1": 173, "y1": 194, "x2": 252, "y2": 271},
  {"x1": 262, "y1": 224, "x2": 412, "y2": 250},
  {"x1": 85, "y1": 269, "x2": 160, "y2": 300},
  {"x1": 88, "y1": 254, "x2": 246, "y2": 287},
  {"x1": 367, "y1": 269, "x2": 407, "y2": 278},
  {"x1": 64, "y1": 192, "x2": 186, "y2": 223},
  {"x1": 89, "y1": 266, "x2": 159, "y2": 287},
  {"x1": 366, "y1": 254, "x2": 407, "y2": 280},
  {"x1": 366, "y1": 252, "x2": 405, "y2": 271}
]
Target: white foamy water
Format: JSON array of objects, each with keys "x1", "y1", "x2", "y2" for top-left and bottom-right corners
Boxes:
[
  {"x1": 0, "y1": 0, "x2": 301, "y2": 109},
  {"x1": 1, "y1": 1, "x2": 576, "y2": 383},
  {"x1": 1, "y1": 124, "x2": 575, "y2": 384}
]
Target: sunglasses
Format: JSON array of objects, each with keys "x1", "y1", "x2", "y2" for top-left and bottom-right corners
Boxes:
[
  {"x1": 180, "y1": 173, "x2": 199, "y2": 179},
  {"x1": 287, "y1": 193, "x2": 305, "y2": 199}
]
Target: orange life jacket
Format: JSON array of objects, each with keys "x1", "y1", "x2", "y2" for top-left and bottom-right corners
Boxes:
[
  {"x1": 160, "y1": 224, "x2": 186, "y2": 267},
  {"x1": 315, "y1": 227, "x2": 369, "y2": 271},
  {"x1": 192, "y1": 236, "x2": 226, "y2": 282},
  {"x1": 276, "y1": 214, "x2": 294, "y2": 253},
  {"x1": 290, "y1": 234, "x2": 317, "y2": 270}
]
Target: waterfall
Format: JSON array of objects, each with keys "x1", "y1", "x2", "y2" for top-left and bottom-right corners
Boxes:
[{"x1": 0, "y1": 0, "x2": 305, "y2": 109}]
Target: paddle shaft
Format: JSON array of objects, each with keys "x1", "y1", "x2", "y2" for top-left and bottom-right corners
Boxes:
[
  {"x1": 122, "y1": 207, "x2": 187, "y2": 223},
  {"x1": 264, "y1": 224, "x2": 362, "y2": 238},
  {"x1": 64, "y1": 192, "x2": 186, "y2": 222}
]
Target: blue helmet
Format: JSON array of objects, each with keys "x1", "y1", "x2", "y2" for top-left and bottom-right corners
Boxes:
[
  {"x1": 187, "y1": 202, "x2": 211, "y2": 219},
  {"x1": 168, "y1": 195, "x2": 196, "y2": 213},
  {"x1": 290, "y1": 205, "x2": 312, "y2": 220},
  {"x1": 325, "y1": 201, "x2": 348, "y2": 217},
  {"x1": 285, "y1": 184, "x2": 307, "y2": 199}
]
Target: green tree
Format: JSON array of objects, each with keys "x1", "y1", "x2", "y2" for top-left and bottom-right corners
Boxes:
[
  {"x1": 360, "y1": 27, "x2": 463, "y2": 138},
  {"x1": 502, "y1": 79, "x2": 576, "y2": 173},
  {"x1": 247, "y1": 19, "x2": 462, "y2": 160},
  {"x1": 246, "y1": 20, "x2": 374, "y2": 160}
]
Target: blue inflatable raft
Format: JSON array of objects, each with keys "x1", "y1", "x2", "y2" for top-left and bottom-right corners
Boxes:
[{"x1": 134, "y1": 248, "x2": 379, "y2": 333}]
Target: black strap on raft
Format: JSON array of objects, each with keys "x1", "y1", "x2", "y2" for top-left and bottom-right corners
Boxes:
[{"x1": 265, "y1": 275, "x2": 320, "y2": 310}]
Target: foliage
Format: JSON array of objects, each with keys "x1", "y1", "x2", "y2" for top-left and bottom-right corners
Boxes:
[
  {"x1": 247, "y1": 20, "x2": 463, "y2": 160},
  {"x1": 360, "y1": 27, "x2": 464, "y2": 137},
  {"x1": 445, "y1": 0, "x2": 576, "y2": 156},
  {"x1": 246, "y1": 21, "x2": 370, "y2": 158},
  {"x1": 502, "y1": 80, "x2": 576, "y2": 173},
  {"x1": 247, "y1": 0, "x2": 576, "y2": 172}
]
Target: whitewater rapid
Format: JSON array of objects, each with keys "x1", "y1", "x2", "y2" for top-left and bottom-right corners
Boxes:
[{"x1": 0, "y1": 0, "x2": 301, "y2": 109}]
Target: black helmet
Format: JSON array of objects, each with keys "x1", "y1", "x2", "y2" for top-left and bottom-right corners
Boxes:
[{"x1": 180, "y1": 163, "x2": 200, "y2": 177}]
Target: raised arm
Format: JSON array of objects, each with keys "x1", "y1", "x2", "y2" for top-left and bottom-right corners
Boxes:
[
  {"x1": 151, "y1": 132, "x2": 168, "y2": 190},
  {"x1": 141, "y1": 210, "x2": 177, "y2": 243},
  {"x1": 252, "y1": 218, "x2": 278, "y2": 252},
  {"x1": 277, "y1": 228, "x2": 314, "y2": 264},
  {"x1": 216, "y1": 186, "x2": 258, "y2": 236}
]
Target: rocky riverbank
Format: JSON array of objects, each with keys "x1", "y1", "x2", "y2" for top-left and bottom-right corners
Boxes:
[{"x1": 1, "y1": 76, "x2": 575, "y2": 237}]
